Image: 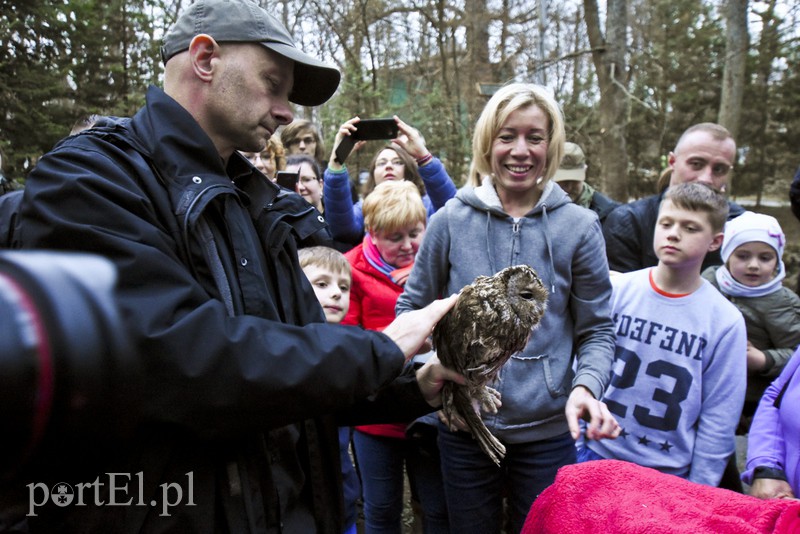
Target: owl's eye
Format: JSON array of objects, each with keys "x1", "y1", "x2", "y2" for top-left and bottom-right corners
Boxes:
[{"x1": 520, "y1": 291, "x2": 534, "y2": 300}]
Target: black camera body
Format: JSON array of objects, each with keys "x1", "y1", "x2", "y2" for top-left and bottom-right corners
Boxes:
[{"x1": 0, "y1": 251, "x2": 138, "y2": 483}]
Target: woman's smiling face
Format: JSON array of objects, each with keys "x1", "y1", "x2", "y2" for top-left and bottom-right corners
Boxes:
[{"x1": 490, "y1": 105, "x2": 549, "y2": 194}]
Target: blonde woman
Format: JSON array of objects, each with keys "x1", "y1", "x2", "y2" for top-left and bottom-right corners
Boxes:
[{"x1": 397, "y1": 83, "x2": 620, "y2": 533}]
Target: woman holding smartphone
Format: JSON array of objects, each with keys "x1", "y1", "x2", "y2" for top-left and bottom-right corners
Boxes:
[{"x1": 323, "y1": 116, "x2": 457, "y2": 247}]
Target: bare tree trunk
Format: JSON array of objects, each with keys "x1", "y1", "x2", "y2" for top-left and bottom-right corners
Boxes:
[
  {"x1": 536, "y1": 0, "x2": 547, "y2": 85},
  {"x1": 751, "y1": 0, "x2": 779, "y2": 207},
  {"x1": 584, "y1": 0, "x2": 629, "y2": 201},
  {"x1": 569, "y1": 7, "x2": 583, "y2": 110},
  {"x1": 718, "y1": 0, "x2": 749, "y2": 139},
  {"x1": 465, "y1": 0, "x2": 491, "y2": 120}
]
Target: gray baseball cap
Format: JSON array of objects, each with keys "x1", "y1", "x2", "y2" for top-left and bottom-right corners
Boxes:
[{"x1": 161, "y1": 0, "x2": 340, "y2": 107}]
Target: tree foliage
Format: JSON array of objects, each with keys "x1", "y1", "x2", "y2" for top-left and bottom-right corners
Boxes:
[
  {"x1": 0, "y1": 0, "x2": 175, "y2": 182},
  {"x1": 1, "y1": 0, "x2": 73, "y2": 177},
  {"x1": 1, "y1": 0, "x2": 798, "y2": 203},
  {"x1": 736, "y1": 0, "x2": 798, "y2": 202}
]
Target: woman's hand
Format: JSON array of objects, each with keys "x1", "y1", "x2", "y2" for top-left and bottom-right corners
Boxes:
[
  {"x1": 749, "y1": 477, "x2": 796, "y2": 500},
  {"x1": 391, "y1": 116, "x2": 430, "y2": 162},
  {"x1": 565, "y1": 386, "x2": 621, "y2": 441},
  {"x1": 328, "y1": 117, "x2": 367, "y2": 170}
]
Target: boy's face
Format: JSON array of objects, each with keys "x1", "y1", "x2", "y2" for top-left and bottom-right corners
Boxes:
[
  {"x1": 653, "y1": 199, "x2": 723, "y2": 268},
  {"x1": 728, "y1": 242, "x2": 778, "y2": 287},
  {"x1": 302, "y1": 265, "x2": 350, "y2": 324}
]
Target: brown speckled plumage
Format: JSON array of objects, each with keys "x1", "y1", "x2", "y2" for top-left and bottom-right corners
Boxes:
[{"x1": 432, "y1": 265, "x2": 548, "y2": 465}]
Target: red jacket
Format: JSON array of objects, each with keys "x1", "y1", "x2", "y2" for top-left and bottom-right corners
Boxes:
[{"x1": 344, "y1": 244, "x2": 410, "y2": 439}]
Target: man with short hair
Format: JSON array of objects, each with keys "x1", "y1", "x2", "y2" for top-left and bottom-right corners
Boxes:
[
  {"x1": 14, "y1": 0, "x2": 460, "y2": 531},
  {"x1": 603, "y1": 123, "x2": 745, "y2": 273}
]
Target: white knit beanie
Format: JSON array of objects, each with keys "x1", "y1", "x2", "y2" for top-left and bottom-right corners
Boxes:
[{"x1": 720, "y1": 211, "x2": 785, "y2": 263}]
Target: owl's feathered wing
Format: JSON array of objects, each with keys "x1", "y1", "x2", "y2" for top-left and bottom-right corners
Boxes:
[{"x1": 433, "y1": 264, "x2": 548, "y2": 465}]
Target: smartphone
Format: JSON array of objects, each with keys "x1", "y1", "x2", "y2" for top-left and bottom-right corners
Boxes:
[
  {"x1": 334, "y1": 118, "x2": 400, "y2": 165},
  {"x1": 351, "y1": 118, "x2": 399, "y2": 141},
  {"x1": 275, "y1": 170, "x2": 300, "y2": 191}
]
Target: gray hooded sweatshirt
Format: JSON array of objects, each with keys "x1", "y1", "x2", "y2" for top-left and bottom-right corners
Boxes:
[{"x1": 397, "y1": 178, "x2": 616, "y2": 444}]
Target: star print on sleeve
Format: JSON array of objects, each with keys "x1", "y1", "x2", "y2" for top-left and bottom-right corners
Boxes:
[
  {"x1": 659, "y1": 441, "x2": 673, "y2": 452},
  {"x1": 637, "y1": 435, "x2": 651, "y2": 446}
]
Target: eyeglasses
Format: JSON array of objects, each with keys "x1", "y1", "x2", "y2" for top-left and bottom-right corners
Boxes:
[
  {"x1": 288, "y1": 136, "x2": 316, "y2": 146},
  {"x1": 375, "y1": 158, "x2": 405, "y2": 167}
]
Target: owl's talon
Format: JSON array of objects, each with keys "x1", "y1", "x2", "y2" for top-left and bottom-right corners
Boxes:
[{"x1": 478, "y1": 386, "x2": 502, "y2": 414}]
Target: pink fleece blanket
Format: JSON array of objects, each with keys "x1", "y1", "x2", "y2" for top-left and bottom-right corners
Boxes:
[{"x1": 522, "y1": 460, "x2": 800, "y2": 534}]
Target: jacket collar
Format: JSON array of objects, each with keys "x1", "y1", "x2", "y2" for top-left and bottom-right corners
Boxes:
[
  {"x1": 129, "y1": 86, "x2": 233, "y2": 189},
  {"x1": 459, "y1": 177, "x2": 569, "y2": 216},
  {"x1": 125, "y1": 86, "x2": 286, "y2": 217}
]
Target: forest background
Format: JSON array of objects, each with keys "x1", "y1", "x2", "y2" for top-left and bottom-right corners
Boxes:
[{"x1": 1, "y1": 0, "x2": 798, "y2": 206}]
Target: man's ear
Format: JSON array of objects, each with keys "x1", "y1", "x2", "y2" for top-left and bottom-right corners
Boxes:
[
  {"x1": 708, "y1": 231, "x2": 724, "y2": 252},
  {"x1": 667, "y1": 151, "x2": 677, "y2": 168},
  {"x1": 188, "y1": 34, "x2": 219, "y2": 82}
]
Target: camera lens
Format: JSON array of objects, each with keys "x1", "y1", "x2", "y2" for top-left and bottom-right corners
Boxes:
[{"x1": 0, "y1": 251, "x2": 135, "y2": 480}]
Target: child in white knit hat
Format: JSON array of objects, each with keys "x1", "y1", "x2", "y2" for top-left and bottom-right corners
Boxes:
[{"x1": 702, "y1": 211, "x2": 800, "y2": 433}]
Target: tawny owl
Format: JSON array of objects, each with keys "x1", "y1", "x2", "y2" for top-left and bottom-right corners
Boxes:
[{"x1": 432, "y1": 264, "x2": 548, "y2": 465}]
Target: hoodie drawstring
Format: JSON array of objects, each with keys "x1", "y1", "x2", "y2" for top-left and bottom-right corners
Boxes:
[
  {"x1": 485, "y1": 210, "x2": 496, "y2": 273},
  {"x1": 541, "y1": 205, "x2": 556, "y2": 294}
]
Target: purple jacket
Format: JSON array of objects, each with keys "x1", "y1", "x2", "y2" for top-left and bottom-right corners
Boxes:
[{"x1": 742, "y1": 346, "x2": 800, "y2": 494}]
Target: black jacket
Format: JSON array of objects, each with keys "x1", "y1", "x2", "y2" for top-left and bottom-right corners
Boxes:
[
  {"x1": 0, "y1": 189, "x2": 22, "y2": 247},
  {"x1": 13, "y1": 86, "x2": 433, "y2": 532},
  {"x1": 602, "y1": 189, "x2": 745, "y2": 273},
  {"x1": 790, "y1": 165, "x2": 800, "y2": 221},
  {"x1": 589, "y1": 190, "x2": 620, "y2": 224}
]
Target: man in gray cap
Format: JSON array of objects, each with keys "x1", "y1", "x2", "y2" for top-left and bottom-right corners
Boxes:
[
  {"x1": 552, "y1": 142, "x2": 619, "y2": 223},
  {"x1": 13, "y1": 1, "x2": 461, "y2": 531}
]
